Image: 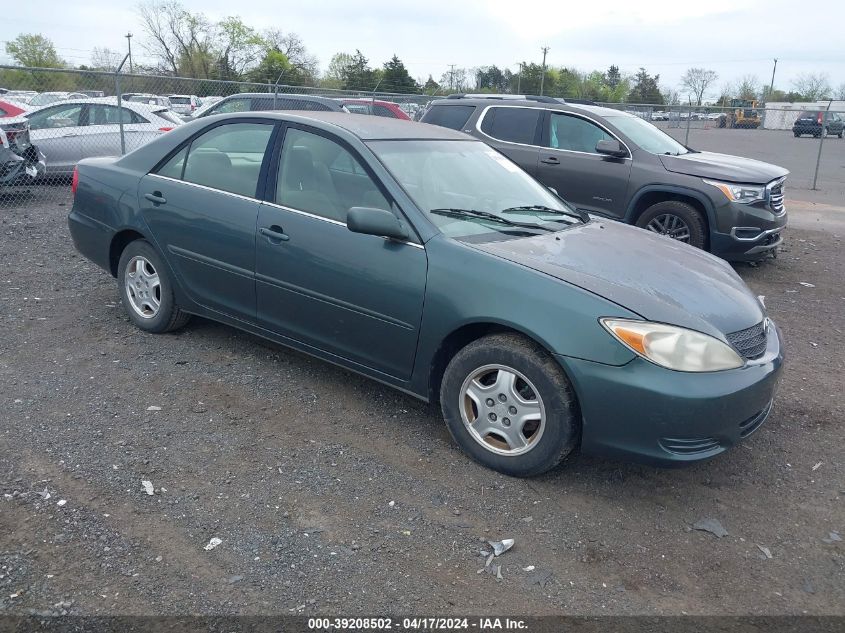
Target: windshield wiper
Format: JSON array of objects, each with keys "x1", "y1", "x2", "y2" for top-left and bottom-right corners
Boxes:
[
  {"x1": 429, "y1": 208, "x2": 556, "y2": 232},
  {"x1": 500, "y1": 204, "x2": 587, "y2": 222}
]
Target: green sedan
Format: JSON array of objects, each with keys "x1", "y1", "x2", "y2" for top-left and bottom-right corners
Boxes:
[{"x1": 68, "y1": 112, "x2": 783, "y2": 476}]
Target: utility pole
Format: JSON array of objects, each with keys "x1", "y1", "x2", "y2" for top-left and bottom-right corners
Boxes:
[
  {"x1": 125, "y1": 32, "x2": 133, "y2": 74},
  {"x1": 768, "y1": 58, "x2": 778, "y2": 100},
  {"x1": 539, "y1": 46, "x2": 549, "y2": 95},
  {"x1": 516, "y1": 62, "x2": 523, "y2": 94},
  {"x1": 448, "y1": 64, "x2": 456, "y2": 91}
]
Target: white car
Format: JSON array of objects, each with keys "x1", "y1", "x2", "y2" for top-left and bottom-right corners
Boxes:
[
  {"x1": 186, "y1": 96, "x2": 223, "y2": 119},
  {"x1": 27, "y1": 91, "x2": 88, "y2": 107},
  {"x1": 167, "y1": 94, "x2": 202, "y2": 117},
  {"x1": 22, "y1": 97, "x2": 184, "y2": 176}
]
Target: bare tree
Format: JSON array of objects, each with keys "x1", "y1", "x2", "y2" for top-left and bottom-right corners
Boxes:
[
  {"x1": 680, "y1": 67, "x2": 718, "y2": 106},
  {"x1": 736, "y1": 75, "x2": 761, "y2": 101},
  {"x1": 262, "y1": 29, "x2": 319, "y2": 84},
  {"x1": 792, "y1": 73, "x2": 832, "y2": 100},
  {"x1": 90, "y1": 47, "x2": 123, "y2": 71},
  {"x1": 137, "y1": 1, "x2": 215, "y2": 77},
  {"x1": 836, "y1": 83, "x2": 845, "y2": 101},
  {"x1": 660, "y1": 86, "x2": 680, "y2": 105}
]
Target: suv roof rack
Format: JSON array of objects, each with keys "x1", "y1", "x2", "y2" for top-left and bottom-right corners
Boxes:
[{"x1": 445, "y1": 93, "x2": 561, "y2": 104}]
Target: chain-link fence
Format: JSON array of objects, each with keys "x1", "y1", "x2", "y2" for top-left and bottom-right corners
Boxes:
[
  {"x1": 0, "y1": 65, "x2": 433, "y2": 209},
  {"x1": 595, "y1": 101, "x2": 845, "y2": 193},
  {"x1": 2, "y1": 64, "x2": 843, "y2": 210}
]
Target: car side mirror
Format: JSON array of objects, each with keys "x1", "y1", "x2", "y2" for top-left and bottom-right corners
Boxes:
[
  {"x1": 347, "y1": 207, "x2": 409, "y2": 241},
  {"x1": 595, "y1": 139, "x2": 627, "y2": 158}
]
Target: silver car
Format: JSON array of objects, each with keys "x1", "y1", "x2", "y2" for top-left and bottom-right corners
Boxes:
[
  {"x1": 23, "y1": 98, "x2": 184, "y2": 176},
  {"x1": 167, "y1": 94, "x2": 202, "y2": 117}
]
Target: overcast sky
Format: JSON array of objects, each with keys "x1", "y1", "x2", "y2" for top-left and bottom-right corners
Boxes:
[{"x1": 3, "y1": 0, "x2": 843, "y2": 98}]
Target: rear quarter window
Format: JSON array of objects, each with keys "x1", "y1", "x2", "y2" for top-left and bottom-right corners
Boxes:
[
  {"x1": 480, "y1": 107, "x2": 541, "y2": 145},
  {"x1": 421, "y1": 104, "x2": 475, "y2": 130}
]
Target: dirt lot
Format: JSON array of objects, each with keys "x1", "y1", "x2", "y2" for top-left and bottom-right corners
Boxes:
[{"x1": 1, "y1": 188, "x2": 843, "y2": 617}]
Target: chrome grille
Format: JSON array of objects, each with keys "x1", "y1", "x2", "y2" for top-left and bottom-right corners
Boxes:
[
  {"x1": 767, "y1": 178, "x2": 785, "y2": 214},
  {"x1": 727, "y1": 321, "x2": 768, "y2": 360}
]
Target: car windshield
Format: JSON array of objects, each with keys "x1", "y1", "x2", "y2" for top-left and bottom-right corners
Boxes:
[
  {"x1": 29, "y1": 93, "x2": 64, "y2": 106},
  {"x1": 604, "y1": 114, "x2": 689, "y2": 155},
  {"x1": 368, "y1": 140, "x2": 582, "y2": 240}
]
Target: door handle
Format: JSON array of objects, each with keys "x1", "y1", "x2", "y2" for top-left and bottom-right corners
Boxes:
[
  {"x1": 260, "y1": 225, "x2": 290, "y2": 242},
  {"x1": 540, "y1": 156, "x2": 560, "y2": 165},
  {"x1": 144, "y1": 191, "x2": 167, "y2": 205}
]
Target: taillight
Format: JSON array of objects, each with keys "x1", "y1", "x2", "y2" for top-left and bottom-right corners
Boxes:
[
  {"x1": 71, "y1": 166, "x2": 79, "y2": 195},
  {"x1": 817, "y1": 113, "x2": 823, "y2": 124},
  {"x1": 158, "y1": 127, "x2": 173, "y2": 132},
  {"x1": 190, "y1": 103, "x2": 195, "y2": 111}
]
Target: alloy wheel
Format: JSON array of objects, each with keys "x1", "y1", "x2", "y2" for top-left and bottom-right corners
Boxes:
[
  {"x1": 645, "y1": 213, "x2": 692, "y2": 242},
  {"x1": 459, "y1": 364, "x2": 546, "y2": 456},
  {"x1": 124, "y1": 256, "x2": 161, "y2": 319}
]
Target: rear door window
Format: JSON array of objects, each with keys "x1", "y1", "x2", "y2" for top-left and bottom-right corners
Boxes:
[
  {"x1": 421, "y1": 105, "x2": 475, "y2": 130},
  {"x1": 156, "y1": 122, "x2": 273, "y2": 198},
  {"x1": 479, "y1": 107, "x2": 541, "y2": 145},
  {"x1": 373, "y1": 105, "x2": 398, "y2": 118}
]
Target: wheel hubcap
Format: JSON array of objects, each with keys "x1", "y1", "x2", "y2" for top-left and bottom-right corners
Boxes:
[
  {"x1": 459, "y1": 364, "x2": 546, "y2": 456},
  {"x1": 124, "y1": 256, "x2": 161, "y2": 319},
  {"x1": 645, "y1": 213, "x2": 691, "y2": 242}
]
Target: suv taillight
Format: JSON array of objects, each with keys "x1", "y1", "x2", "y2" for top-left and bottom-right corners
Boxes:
[
  {"x1": 817, "y1": 112, "x2": 823, "y2": 124},
  {"x1": 71, "y1": 166, "x2": 79, "y2": 195}
]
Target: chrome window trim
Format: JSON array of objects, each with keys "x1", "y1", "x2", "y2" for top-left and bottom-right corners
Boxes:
[
  {"x1": 729, "y1": 226, "x2": 783, "y2": 242},
  {"x1": 262, "y1": 201, "x2": 424, "y2": 250},
  {"x1": 473, "y1": 104, "x2": 632, "y2": 159},
  {"x1": 148, "y1": 173, "x2": 260, "y2": 203},
  {"x1": 147, "y1": 175, "x2": 424, "y2": 249}
]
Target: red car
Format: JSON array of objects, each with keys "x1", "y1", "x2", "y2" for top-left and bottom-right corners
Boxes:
[
  {"x1": 0, "y1": 100, "x2": 27, "y2": 118},
  {"x1": 337, "y1": 99, "x2": 410, "y2": 120}
]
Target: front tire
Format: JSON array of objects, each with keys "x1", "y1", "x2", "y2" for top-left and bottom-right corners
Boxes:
[
  {"x1": 117, "y1": 239, "x2": 190, "y2": 333},
  {"x1": 635, "y1": 200, "x2": 707, "y2": 250},
  {"x1": 440, "y1": 333, "x2": 579, "y2": 477}
]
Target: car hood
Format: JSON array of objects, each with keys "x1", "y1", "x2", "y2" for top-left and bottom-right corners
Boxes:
[
  {"x1": 659, "y1": 151, "x2": 788, "y2": 184},
  {"x1": 473, "y1": 220, "x2": 764, "y2": 340}
]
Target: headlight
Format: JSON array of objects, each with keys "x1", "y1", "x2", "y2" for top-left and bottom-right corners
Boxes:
[
  {"x1": 601, "y1": 318, "x2": 744, "y2": 372},
  {"x1": 704, "y1": 179, "x2": 765, "y2": 204}
]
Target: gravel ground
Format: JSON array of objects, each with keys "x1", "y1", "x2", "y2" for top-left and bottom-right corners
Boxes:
[{"x1": 1, "y1": 189, "x2": 843, "y2": 617}]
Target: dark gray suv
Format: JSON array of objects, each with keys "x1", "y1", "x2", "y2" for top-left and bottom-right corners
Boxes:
[{"x1": 421, "y1": 96, "x2": 788, "y2": 261}]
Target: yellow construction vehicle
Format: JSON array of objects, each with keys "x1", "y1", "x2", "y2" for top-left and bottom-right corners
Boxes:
[{"x1": 719, "y1": 99, "x2": 761, "y2": 129}]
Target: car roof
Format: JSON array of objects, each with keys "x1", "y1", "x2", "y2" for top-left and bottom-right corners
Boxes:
[
  {"x1": 26, "y1": 97, "x2": 171, "y2": 113},
  {"x1": 206, "y1": 111, "x2": 471, "y2": 140},
  {"x1": 428, "y1": 97, "x2": 636, "y2": 120}
]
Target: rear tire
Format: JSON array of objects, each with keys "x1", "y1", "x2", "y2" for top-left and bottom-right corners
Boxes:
[
  {"x1": 117, "y1": 239, "x2": 191, "y2": 333},
  {"x1": 635, "y1": 200, "x2": 707, "y2": 250},
  {"x1": 440, "y1": 333, "x2": 579, "y2": 477}
]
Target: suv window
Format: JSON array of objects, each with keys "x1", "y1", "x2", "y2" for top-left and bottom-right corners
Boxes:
[
  {"x1": 422, "y1": 104, "x2": 474, "y2": 130},
  {"x1": 548, "y1": 112, "x2": 612, "y2": 153},
  {"x1": 480, "y1": 107, "x2": 541, "y2": 145},
  {"x1": 156, "y1": 122, "x2": 273, "y2": 197},
  {"x1": 212, "y1": 97, "x2": 251, "y2": 114},
  {"x1": 276, "y1": 128, "x2": 390, "y2": 222}
]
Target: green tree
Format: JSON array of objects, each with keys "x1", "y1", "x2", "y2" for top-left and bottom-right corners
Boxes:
[
  {"x1": 381, "y1": 55, "x2": 417, "y2": 93},
  {"x1": 323, "y1": 52, "x2": 354, "y2": 89},
  {"x1": 423, "y1": 75, "x2": 440, "y2": 95},
  {"x1": 248, "y1": 49, "x2": 290, "y2": 84},
  {"x1": 216, "y1": 16, "x2": 264, "y2": 79},
  {"x1": 627, "y1": 68, "x2": 664, "y2": 104},
  {"x1": 606, "y1": 65, "x2": 621, "y2": 89},
  {"x1": 342, "y1": 50, "x2": 378, "y2": 90},
  {"x1": 5, "y1": 33, "x2": 65, "y2": 68}
]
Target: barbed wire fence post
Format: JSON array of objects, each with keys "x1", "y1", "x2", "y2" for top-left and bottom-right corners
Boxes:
[
  {"x1": 812, "y1": 100, "x2": 833, "y2": 191},
  {"x1": 114, "y1": 53, "x2": 131, "y2": 155}
]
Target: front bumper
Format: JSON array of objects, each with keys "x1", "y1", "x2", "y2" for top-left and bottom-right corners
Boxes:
[
  {"x1": 557, "y1": 320, "x2": 784, "y2": 466},
  {"x1": 711, "y1": 203, "x2": 788, "y2": 262}
]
